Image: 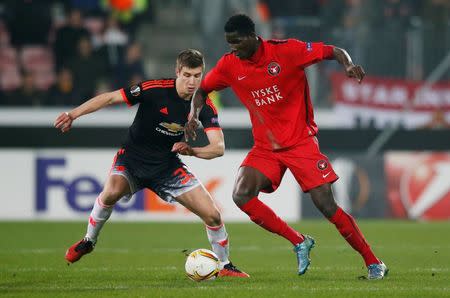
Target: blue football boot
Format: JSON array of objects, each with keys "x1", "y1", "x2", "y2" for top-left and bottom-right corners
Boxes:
[
  {"x1": 367, "y1": 261, "x2": 389, "y2": 280},
  {"x1": 293, "y1": 235, "x2": 315, "y2": 275}
]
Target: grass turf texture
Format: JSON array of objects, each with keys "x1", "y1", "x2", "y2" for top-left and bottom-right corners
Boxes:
[{"x1": 0, "y1": 221, "x2": 449, "y2": 297}]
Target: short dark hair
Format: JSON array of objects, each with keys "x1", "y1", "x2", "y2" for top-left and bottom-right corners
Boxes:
[
  {"x1": 224, "y1": 14, "x2": 255, "y2": 36},
  {"x1": 176, "y1": 49, "x2": 204, "y2": 70}
]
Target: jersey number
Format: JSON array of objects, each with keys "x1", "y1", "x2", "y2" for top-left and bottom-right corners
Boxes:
[{"x1": 173, "y1": 167, "x2": 193, "y2": 185}]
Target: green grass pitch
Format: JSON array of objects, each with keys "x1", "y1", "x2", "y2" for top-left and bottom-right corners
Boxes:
[{"x1": 0, "y1": 220, "x2": 449, "y2": 297}]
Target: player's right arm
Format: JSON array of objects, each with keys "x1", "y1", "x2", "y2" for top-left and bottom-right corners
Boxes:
[
  {"x1": 54, "y1": 90, "x2": 124, "y2": 133},
  {"x1": 185, "y1": 57, "x2": 230, "y2": 141},
  {"x1": 185, "y1": 88, "x2": 208, "y2": 141}
]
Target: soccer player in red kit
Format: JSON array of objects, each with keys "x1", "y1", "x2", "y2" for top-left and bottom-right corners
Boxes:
[
  {"x1": 54, "y1": 49, "x2": 248, "y2": 278},
  {"x1": 185, "y1": 14, "x2": 388, "y2": 279}
]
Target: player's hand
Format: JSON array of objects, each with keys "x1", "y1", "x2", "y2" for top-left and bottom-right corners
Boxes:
[
  {"x1": 54, "y1": 112, "x2": 74, "y2": 133},
  {"x1": 184, "y1": 117, "x2": 200, "y2": 142},
  {"x1": 171, "y1": 142, "x2": 194, "y2": 156},
  {"x1": 345, "y1": 64, "x2": 365, "y2": 83}
]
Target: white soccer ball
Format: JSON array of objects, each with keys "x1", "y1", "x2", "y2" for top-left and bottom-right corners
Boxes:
[{"x1": 185, "y1": 249, "x2": 220, "y2": 282}]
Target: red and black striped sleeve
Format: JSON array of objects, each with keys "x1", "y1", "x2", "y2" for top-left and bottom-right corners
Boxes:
[
  {"x1": 199, "y1": 97, "x2": 221, "y2": 131},
  {"x1": 120, "y1": 79, "x2": 175, "y2": 106}
]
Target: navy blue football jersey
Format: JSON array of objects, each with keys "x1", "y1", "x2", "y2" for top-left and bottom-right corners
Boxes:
[{"x1": 119, "y1": 79, "x2": 220, "y2": 174}]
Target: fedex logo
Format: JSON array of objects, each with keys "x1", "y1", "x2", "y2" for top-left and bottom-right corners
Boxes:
[
  {"x1": 36, "y1": 157, "x2": 145, "y2": 213},
  {"x1": 35, "y1": 156, "x2": 222, "y2": 215}
]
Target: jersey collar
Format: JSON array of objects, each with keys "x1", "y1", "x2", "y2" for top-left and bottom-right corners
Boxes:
[{"x1": 246, "y1": 36, "x2": 265, "y2": 65}]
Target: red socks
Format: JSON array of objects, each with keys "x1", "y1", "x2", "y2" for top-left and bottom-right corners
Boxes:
[
  {"x1": 239, "y1": 198, "x2": 379, "y2": 266},
  {"x1": 240, "y1": 197, "x2": 304, "y2": 246},
  {"x1": 329, "y1": 207, "x2": 380, "y2": 266}
]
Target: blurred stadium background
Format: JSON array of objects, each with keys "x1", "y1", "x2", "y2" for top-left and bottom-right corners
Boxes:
[
  {"x1": 0, "y1": 0, "x2": 448, "y2": 221},
  {"x1": 0, "y1": 0, "x2": 449, "y2": 296}
]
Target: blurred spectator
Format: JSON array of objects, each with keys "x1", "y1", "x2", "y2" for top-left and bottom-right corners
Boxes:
[
  {"x1": 100, "y1": 15, "x2": 129, "y2": 69},
  {"x1": 84, "y1": 17, "x2": 106, "y2": 49},
  {"x1": 114, "y1": 42, "x2": 145, "y2": 88},
  {"x1": 5, "y1": 0, "x2": 52, "y2": 46},
  {"x1": 68, "y1": 0, "x2": 103, "y2": 15},
  {"x1": 67, "y1": 37, "x2": 108, "y2": 99},
  {"x1": 103, "y1": 16, "x2": 129, "y2": 46},
  {"x1": 4, "y1": 72, "x2": 45, "y2": 106},
  {"x1": 0, "y1": 19, "x2": 10, "y2": 46},
  {"x1": 46, "y1": 68, "x2": 82, "y2": 106},
  {"x1": 53, "y1": 9, "x2": 90, "y2": 69}
]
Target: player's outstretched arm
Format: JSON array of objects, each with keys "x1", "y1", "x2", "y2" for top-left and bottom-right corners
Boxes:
[
  {"x1": 172, "y1": 129, "x2": 225, "y2": 160},
  {"x1": 185, "y1": 88, "x2": 208, "y2": 141},
  {"x1": 54, "y1": 90, "x2": 124, "y2": 133},
  {"x1": 333, "y1": 47, "x2": 365, "y2": 83}
]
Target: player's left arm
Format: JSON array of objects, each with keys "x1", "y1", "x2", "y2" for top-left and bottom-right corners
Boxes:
[
  {"x1": 172, "y1": 129, "x2": 225, "y2": 160},
  {"x1": 291, "y1": 40, "x2": 364, "y2": 83},
  {"x1": 332, "y1": 46, "x2": 365, "y2": 83}
]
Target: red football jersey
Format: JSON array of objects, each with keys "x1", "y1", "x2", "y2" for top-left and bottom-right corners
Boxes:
[{"x1": 201, "y1": 38, "x2": 333, "y2": 150}]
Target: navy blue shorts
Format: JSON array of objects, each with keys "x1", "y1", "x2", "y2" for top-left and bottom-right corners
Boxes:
[{"x1": 110, "y1": 148, "x2": 201, "y2": 203}]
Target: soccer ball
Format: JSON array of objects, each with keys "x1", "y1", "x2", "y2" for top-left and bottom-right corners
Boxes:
[{"x1": 185, "y1": 249, "x2": 220, "y2": 282}]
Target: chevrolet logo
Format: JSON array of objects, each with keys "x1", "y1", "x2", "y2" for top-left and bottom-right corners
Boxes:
[{"x1": 160, "y1": 122, "x2": 184, "y2": 133}]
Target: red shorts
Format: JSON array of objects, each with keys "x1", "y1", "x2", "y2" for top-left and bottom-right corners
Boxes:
[{"x1": 241, "y1": 136, "x2": 338, "y2": 193}]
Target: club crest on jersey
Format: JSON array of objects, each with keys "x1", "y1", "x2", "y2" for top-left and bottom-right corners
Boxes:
[
  {"x1": 317, "y1": 159, "x2": 328, "y2": 171},
  {"x1": 130, "y1": 85, "x2": 141, "y2": 96},
  {"x1": 267, "y1": 62, "x2": 281, "y2": 76}
]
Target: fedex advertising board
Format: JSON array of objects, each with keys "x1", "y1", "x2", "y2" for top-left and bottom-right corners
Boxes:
[{"x1": 0, "y1": 149, "x2": 300, "y2": 221}]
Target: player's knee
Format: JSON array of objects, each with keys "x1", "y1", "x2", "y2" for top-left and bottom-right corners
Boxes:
[
  {"x1": 100, "y1": 188, "x2": 123, "y2": 205},
  {"x1": 321, "y1": 203, "x2": 338, "y2": 219},
  {"x1": 310, "y1": 184, "x2": 338, "y2": 218},
  {"x1": 232, "y1": 187, "x2": 253, "y2": 207},
  {"x1": 203, "y1": 209, "x2": 222, "y2": 227}
]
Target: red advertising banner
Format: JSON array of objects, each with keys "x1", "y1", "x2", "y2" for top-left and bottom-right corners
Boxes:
[
  {"x1": 331, "y1": 73, "x2": 450, "y2": 111},
  {"x1": 385, "y1": 152, "x2": 450, "y2": 220}
]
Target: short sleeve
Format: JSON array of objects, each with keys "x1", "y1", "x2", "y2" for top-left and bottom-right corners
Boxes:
[
  {"x1": 121, "y1": 79, "x2": 172, "y2": 106},
  {"x1": 288, "y1": 39, "x2": 328, "y2": 68},
  {"x1": 201, "y1": 57, "x2": 230, "y2": 93},
  {"x1": 121, "y1": 83, "x2": 145, "y2": 106},
  {"x1": 199, "y1": 97, "x2": 221, "y2": 131}
]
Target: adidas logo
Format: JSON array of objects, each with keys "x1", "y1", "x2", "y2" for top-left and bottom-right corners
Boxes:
[{"x1": 160, "y1": 107, "x2": 168, "y2": 115}]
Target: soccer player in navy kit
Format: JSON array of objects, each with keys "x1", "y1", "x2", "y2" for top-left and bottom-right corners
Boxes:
[
  {"x1": 54, "y1": 49, "x2": 248, "y2": 277},
  {"x1": 185, "y1": 15, "x2": 388, "y2": 279}
]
